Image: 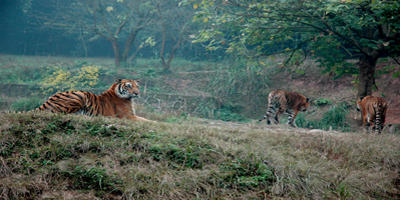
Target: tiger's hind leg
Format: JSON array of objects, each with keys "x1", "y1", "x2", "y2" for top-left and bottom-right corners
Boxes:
[
  {"x1": 286, "y1": 109, "x2": 298, "y2": 128},
  {"x1": 365, "y1": 122, "x2": 371, "y2": 134},
  {"x1": 273, "y1": 107, "x2": 285, "y2": 125},
  {"x1": 259, "y1": 106, "x2": 280, "y2": 125},
  {"x1": 364, "y1": 113, "x2": 372, "y2": 134},
  {"x1": 259, "y1": 110, "x2": 273, "y2": 125}
]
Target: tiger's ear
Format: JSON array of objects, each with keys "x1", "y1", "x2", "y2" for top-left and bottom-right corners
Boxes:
[
  {"x1": 306, "y1": 97, "x2": 310, "y2": 102},
  {"x1": 115, "y1": 78, "x2": 122, "y2": 83},
  {"x1": 135, "y1": 78, "x2": 140, "y2": 83},
  {"x1": 359, "y1": 96, "x2": 365, "y2": 101}
]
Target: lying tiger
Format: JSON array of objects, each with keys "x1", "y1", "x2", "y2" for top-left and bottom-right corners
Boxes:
[
  {"x1": 7, "y1": 78, "x2": 152, "y2": 122},
  {"x1": 259, "y1": 89, "x2": 310, "y2": 127},
  {"x1": 356, "y1": 96, "x2": 387, "y2": 134}
]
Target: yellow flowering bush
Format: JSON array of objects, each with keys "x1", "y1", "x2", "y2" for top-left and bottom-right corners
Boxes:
[
  {"x1": 41, "y1": 64, "x2": 101, "y2": 95},
  {"x1": 72, "y1": 65, "x2": 101, "y2": 88}
]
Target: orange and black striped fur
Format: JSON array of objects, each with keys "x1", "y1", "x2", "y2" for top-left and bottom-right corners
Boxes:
[
  {"x1": 13, "y1": 78, "x2": 152, "y2": 122},
  {"x1": 259, "y1": 90, "x2": 310, "y2": 127},
  {"x1": 356, "y1": 96, "x2": 387, "y2": 134}
]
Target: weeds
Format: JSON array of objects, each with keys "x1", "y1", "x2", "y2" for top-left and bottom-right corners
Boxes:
[
  {"x1": 296, "y1": 103, "x2": 351, "y2": 131},
  {"x1": 65, "y1": 165, "x2": 123, "y2": 195},
  {"x1": 220, "y1": 158, "x2": 275, "y2": 188},
  {"x1": 214, "y1": 107, "x2": 250, "y2": 122},
  {"x1": 314, "y1": 97, "x2": 332, "y2": 106},
  {"x1": 209, "y1": 61, "x2": 269, "y2": 99},
  {"x1": 11, "y1": 97, "x2": 44, "y2": 111}
]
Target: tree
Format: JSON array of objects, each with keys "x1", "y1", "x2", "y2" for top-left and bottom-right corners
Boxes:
[
  {"x1": 30, "y1": 0, "x2": 161, "y2": 67},
  {"x1": 157, "y1": 1, "x2": 196, "y2": 72},
  {"x1": 192, "y1": 0, "x2": 400, "y2": 98}
]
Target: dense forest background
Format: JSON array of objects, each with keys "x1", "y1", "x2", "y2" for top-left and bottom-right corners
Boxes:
[
  {"x1": 2, "y1": 1, "x2": 400, "y2": 199},
  {"x1": 0, "y1": 0, "x2": 221, "y2": 62},
  {"x1": 1, "y1": 0, "x2": 399, "y2": 95},
  {"x1": 0, "y1": 0, "x2": 210, "y2": 60}
]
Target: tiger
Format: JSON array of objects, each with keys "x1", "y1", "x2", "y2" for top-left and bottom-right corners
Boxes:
[
  {"x1": 6, "y1": 78, "x2": 152, "y2": 122},
  {"x1": 356, "y1": 96, "x2": 387, "y2": 134},
  {"x1": 259, "y1": 90, "x2": 310, "y2": 128}
]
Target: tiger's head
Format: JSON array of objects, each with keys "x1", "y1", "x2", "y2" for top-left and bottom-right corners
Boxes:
[
  {"x1": 356, "y1": 96, "x2": 364, "y2": 112},
  {"x1": 300, "y1": 97, "x2": 311, "y2": 112},
  {"x1": 114, "y1": 78, "x2": 141, "y2": 99}
]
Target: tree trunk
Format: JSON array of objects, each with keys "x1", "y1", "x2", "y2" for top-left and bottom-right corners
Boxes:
[
  {"x1": 121, "y1": 28, "x2": 140, "y2": 67},
  {"x1": 111, "y1": 38, "x2": 122, "y2": 68},
  {"x1": 163, "y1": 44, "x2": 179, "y2": 72},
  {"x1": 160, "y1": 24, "x2": 168, "y2": 70},
  {"x1": 357, "y1": 48, "x2": 380, "y2": 99}
]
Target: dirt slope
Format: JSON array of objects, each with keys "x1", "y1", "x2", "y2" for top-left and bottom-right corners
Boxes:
[{"x1": 268, "y1": 59, "x2": 400, "y2": 125}]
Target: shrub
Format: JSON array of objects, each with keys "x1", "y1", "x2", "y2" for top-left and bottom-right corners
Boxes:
[
  {"x1": 296, "y1": 103, "x2": 350, "y2": 131},
  {"x1": 314, "y1": 97, "x2": 332, "y2": 106},
  {"x1": 214, "y1": 107, "x2": 250, "y2": 122},
  {"x1": 41, "y1": 64, "x2": 101, "y2": 95},
  {"x1": 209, "y1": 61, "x2": 269, "y2": 98}
]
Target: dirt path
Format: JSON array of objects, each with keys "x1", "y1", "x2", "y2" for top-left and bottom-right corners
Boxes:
[{"x1": 194, "y1": 118, "x2": 396, "y2": 135}]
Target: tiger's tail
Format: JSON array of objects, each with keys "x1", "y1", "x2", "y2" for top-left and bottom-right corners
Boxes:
[{"x1": 374, "y1": 100, "x2": 386, "y2": 134}]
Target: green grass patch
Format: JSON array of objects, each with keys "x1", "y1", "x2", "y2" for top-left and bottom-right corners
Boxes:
[
  {"x1": 219, "y1": 158, "x2": 275, "y2": 188},
  {"x1": 10, "y1": 97, "x2": 44, "y2": 111},
  {"x1": 214, "y1": 107, "x2": 250, "y2": 122},
  {"x1": 296, "y1": 103, "x2": 351, "y2": 131},
  {"x1": 63, "y1": 165, "x2": 123, "y2": 196}
]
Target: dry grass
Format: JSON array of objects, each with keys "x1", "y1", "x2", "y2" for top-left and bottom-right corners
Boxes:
[{"x1": 0, "y1": 111, "x2": 399, "y2": 199}]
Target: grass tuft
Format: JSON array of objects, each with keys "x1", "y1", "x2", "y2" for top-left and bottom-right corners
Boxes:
[
  {"x1": 11, "y1": 97, "x2": 44, "y2": 111},
  {"x1": 296, "y1": 103, "x2": 351, "y2": 131}
]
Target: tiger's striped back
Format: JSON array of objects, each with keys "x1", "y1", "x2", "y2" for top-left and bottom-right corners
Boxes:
[
  {"x1": 36, "y1": 90, "x2": 110, "y2": 116},
  {"x1": 356, "y1": 96, "x2": 387, "y2": 134}
]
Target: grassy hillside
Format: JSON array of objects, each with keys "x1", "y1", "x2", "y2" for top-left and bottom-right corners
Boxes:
[{"x1": 1, "y1": 112, "x2": 399, "y2": 199}]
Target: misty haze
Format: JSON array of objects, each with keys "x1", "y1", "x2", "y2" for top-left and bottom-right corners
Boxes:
[{"x1": 1, "y1": 0, "x2": 400, "y2": 199}]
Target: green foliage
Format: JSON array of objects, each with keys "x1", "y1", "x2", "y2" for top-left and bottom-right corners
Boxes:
[
  {"x1": 82, "y1": 123, "x2": 126, "y2": 137},
  {"x1": 65, "y1": 165, "x2": 123, "y2": 196},
  {"x1": 204, "y1": 60, "x2": 270, "y2": 121},
  {"x1": 149, "y1": 143, "x2": 201, "y2": 169},
  {"x1": 209, "y1": 60, "x2": 269, "y2": 99},
  {"x1": 146, "y1": 137, "x2": 220, "y2": 169},
  {"x1": 296, "y1": 103, "x2": 350, "y2": 131},
  {"x1": 219, "y1": 158, "x2": 275, "y2": 188},
  {"x1": 11, "y1": 97, "x2": 43, "y2": 111},
  {"x1": 73, "y1": 60, "x2": 88, "y2": 67},
  {"x1": 164, "y1": 113, "x2": 189, "y2": 123},
  {"x1": 192, "y1": 0, "x2": 400, "y2": 83},
  {"x1": 0, "y1": 57, "x2": 48, "y2": 84},
  {"x1": 41, "y1": 119, "x2": 76, "y2": 135},
  {"x1": 312, "y1": 37, "x2": 359, "y2": 79},
  {"x1": 334, "y1": 183, "x2": 352, "y2": 199},
  {"x1": 0, "y1": 116, "x2": 77, "y2": 172},
  {"x1": 214, "y1": 107, "x2": 250, "y2": 122},
  {"x1": 314, "y1": 97, "x2": 332, "y2": 106}
]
